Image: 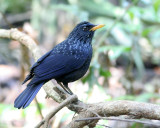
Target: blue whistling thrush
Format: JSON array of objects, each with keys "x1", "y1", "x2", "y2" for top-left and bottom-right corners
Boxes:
[{"x1": 14, "y1": 21, "x2": 105, "y2": 109}]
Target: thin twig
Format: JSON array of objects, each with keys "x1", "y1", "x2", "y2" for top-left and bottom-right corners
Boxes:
[
  {"x1": 75, "y1": 117, "x2": 160, "y2": 127},
  {"x1": 35, "y1": 97, "x2": 44, "y2": 119},
  {"x1": 0, "y1": 12, "x2": 13, "y2": 28},
  {"x1": 35, "y1": 95, "x2": 78, "y2": 128},
  {"x1": 96, "y1": 124, "x2": 111, "y2": 128}
]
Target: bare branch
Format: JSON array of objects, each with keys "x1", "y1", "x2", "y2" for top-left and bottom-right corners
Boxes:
[
  {"x1": 0, "y1": 11, "x2": 31, "y2": 27},
  {"x1": 76, "y1": 117, "x2": 160, "y2": 127},
  {"x1": 0, "y1": 28, "x2": 63, "y2": 103},
  {"x1": 34, "y1": 97, "x2": 44, "y2": 119},
  {"x1": 35, "y1": 95, "x2": 78, "y2": 128},
  {"x1": 66, "y1": 100, "x2": 160, "y2": 128}
]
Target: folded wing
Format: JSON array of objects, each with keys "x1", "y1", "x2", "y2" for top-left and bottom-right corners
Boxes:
[{"x1": 28, "y1": 53, "x2": 87, "y2": 85}]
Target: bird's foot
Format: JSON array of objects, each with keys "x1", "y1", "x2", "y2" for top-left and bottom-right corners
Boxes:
[
  {"x1": 45, "y1": 94, "x2": 51, "y2": 99},
  {"x1": 57, "y1": 82, "x2": 73, "y2": 95}
]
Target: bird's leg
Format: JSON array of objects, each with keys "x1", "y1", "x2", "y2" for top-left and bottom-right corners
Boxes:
[
  {"x1": 63, "y1": 83, "x2": 73, "y2": 95},
  {"x1": 57, "y1": 82, "x2": 73, "y2": 95}
]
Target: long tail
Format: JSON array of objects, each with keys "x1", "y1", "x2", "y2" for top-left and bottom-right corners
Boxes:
[{"x1": 14, "y1": 82, "x2": 44, "y2": 109}]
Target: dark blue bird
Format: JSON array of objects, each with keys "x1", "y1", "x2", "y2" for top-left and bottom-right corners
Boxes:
[{"x1": 14, "y1": 21, "x2": 104, "y2": 109}]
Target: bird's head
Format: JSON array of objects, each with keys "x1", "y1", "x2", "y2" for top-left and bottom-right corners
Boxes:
[{"x1": 68, "y1": 21, "x2": 105, "y2": 42}]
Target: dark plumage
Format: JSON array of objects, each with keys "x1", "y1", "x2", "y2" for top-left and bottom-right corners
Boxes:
[{"x1": 14, "y1": 21, "x2": 104, "y2": 109}]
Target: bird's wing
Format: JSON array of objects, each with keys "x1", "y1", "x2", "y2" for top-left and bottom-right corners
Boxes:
[
  {"x1": 32, "y1": 54, "x2": 87, "y2": 81},
  {"x1": 22, "y1": 50, "x2": 53, "y2": 84},
  {"x1": 30, "y1": 50, "x2": 53, "y2": 71}
]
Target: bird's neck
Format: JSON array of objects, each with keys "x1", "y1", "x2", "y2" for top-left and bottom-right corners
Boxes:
[{"x1": 67, "y1": 36, "x2": 93, "y2": 46}]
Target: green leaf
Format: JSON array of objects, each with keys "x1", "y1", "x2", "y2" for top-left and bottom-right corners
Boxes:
[
  {"x1": 113, "y1": 95, "x2": 136, "y2": 100},
  {"x1": 82, "y1": 66, "x2": 96, "y2": 87},
  {"x1": 36, "y1": 103, "x2": 45, "y2": 115},
  {"x1": 21, "y1": 110, "x2": 26, "y2": 118},
  {"x1": 0, "y1": 104, "x2": 13, "y2": 115},
  {"x1": 135, "y1": 93, "x2": 159, "y2": 102},
  {"x1": 141, "y1": 28, "x2": 151, "y2": 37},
  {"x1": 98, "y1": 46, "x2": 131, "y2": 53},
  {"x1": 98, "y1": 45, "x2": 131, "y2": 60},
  {"x1": 128, "y1": 11, "x2": 135, "y2": 20},
  {"x1": 131, "y1": 123, "x2": 144, "y2": 128},
  {"x1": 99, "y1": 68, "x2": 111, "y2": 77},
  {"x1": 153, "y1": 0, "x2": 160, "y2": 13},
  {"x1": 131, "y1": 42, "x2": 145, "y2": 78}
]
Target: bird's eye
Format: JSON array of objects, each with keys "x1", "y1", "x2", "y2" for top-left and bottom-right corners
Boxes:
[{"x1": 82, "y1": 26, "x2": 88, "y2": 31}]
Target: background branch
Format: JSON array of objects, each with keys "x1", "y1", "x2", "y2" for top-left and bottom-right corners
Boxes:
[
  {"x1": 35, "y1": 95, "x2": 78, "y2": 128},
  {"x1": 0, "y1": 28, "x2": 63, "y2": 103},
  {"x1": 34, "y1": 97, "x2": 44, "y2": 119},
  {"x1": 0, "y1": 11, "x2": 31, "y2": 27}
]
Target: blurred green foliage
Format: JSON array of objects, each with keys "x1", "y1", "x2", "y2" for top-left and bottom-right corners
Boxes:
[
  {"x1": 0, "y1": 0, "x2": 32, "y2": 13},
  {"x1": 0, "y1": 0, "x2": 160, "y2": 127}
]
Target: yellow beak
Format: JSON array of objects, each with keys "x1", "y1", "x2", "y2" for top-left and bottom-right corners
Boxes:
[{"x1": 89, "y1": 24, "x2": 105, "y2": 31}]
